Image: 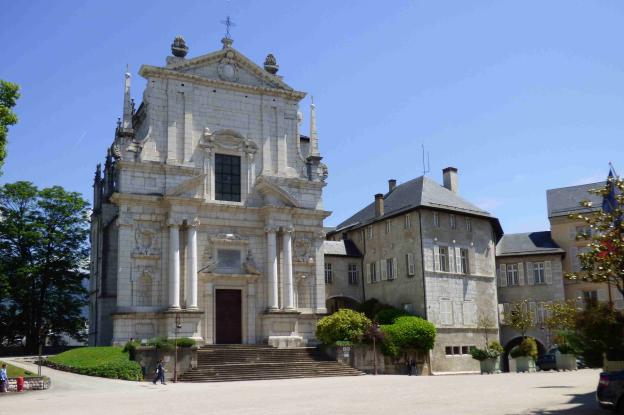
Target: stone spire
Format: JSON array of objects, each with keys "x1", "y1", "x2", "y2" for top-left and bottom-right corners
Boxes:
[
  {"x1": 309, "y1": 97, "x2": 320, "y2": 157},
  {"x1": 122, "y1": 65, "x2": 132, "y2": 130}
]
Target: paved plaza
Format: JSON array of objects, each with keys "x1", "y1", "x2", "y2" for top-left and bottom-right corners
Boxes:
[{"x1": 1, "y1": 358, "x2": 602, "y2": 415}]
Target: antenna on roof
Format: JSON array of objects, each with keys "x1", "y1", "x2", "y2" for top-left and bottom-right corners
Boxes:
[{"x1": 422, "y1": 144, "x2": 430, "y2": 176}]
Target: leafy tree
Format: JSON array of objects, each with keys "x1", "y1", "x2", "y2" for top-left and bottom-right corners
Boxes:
[
  {"x1": 0, "y1": 181, "x2": 89, "y2": 353},
  {"x1": 315, "y1": 309, "x2": 371, "y2": 345},
  {"x1": 380, "y1": 316, "x2": 436, "y2": 356},
  {"x1": 566, "y1": 172, "x2": 624, "y2": 298},
  {"x1": 571, "y1": 302, "x2": 624, "y2": 367},
  {"x1": 544, "y1": 300, "x2": 578, "y2": 348},
  {"x1": 504, "y1": 300, "x2": 534, "y2": 338},
  {"x1": 0, "y1": 80, "x2": 20, "y2": 172}
]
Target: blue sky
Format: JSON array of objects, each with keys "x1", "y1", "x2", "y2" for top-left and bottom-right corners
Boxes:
[{"x1": 1, "y1": 0, "x2": 623, "y2": 233}]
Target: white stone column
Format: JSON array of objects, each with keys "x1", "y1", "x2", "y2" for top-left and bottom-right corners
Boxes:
[
  {"x1": 266, "y1": 227, "x2": 279, "y2": 311},
  {"x1": 186, "y1": 219, "x2": 199, "y2": 310},
  {"x1": 282, "y1": 226, "x2": 295, "y2": 310},
  {"x1": 168, "y1": 224, "x2": 180, "y2": 310}
]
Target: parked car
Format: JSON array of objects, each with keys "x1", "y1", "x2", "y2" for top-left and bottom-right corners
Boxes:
[
  {"x1": 597, "y1": 371, "x2": 624, "y2": 412},
  {"x1": 536, "y1": 352, "x2": 557, "y2": 371}
]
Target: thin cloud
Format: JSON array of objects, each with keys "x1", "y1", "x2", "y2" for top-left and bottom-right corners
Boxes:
[{"x1": 474, "y1": 197, "x2": 505, "y2": 211}]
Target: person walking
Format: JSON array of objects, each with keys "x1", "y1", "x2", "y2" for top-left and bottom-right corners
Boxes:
[
  {"x1": 0, "y1": 363, "x2": 8, "y2": 392},
  {"x1": 153, "y1": 360, "x2": 166, "y2": 385}
]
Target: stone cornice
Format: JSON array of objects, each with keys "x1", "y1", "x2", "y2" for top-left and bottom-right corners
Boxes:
[
  {"x1": 139, "y1": 65, "x2": 306, "y2": 101},
  {"x1": 116, "y1": 160, "x2": 199, "y2": 176}
]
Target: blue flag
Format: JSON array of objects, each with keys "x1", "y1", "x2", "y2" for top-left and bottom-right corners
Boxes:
[{"x1": 602, "y1": 169, "x2": 617, "y2": 214}]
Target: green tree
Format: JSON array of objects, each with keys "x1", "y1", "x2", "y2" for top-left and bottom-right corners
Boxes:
[
  {"x1": 572, "y1": 303, "x2": 624, "y2": 367},
  {"x1": 505, "y1": 300, "x2": 534, "y2": 338},
  {"x1": 0, "y1": 181, "x2": 90, "y2": 353},
  {"x1": 0, "y1": 80, "x2": 20, "y2": 172},
  {"x1": 315, "y1": 309, "x2": 371, "y2": 345},
  {"x1": 544, "y1": 300, "x2": 578, "y2": 347},
  {"x1": 566, "y1": 175, "x2": 624, "y2": 298}
]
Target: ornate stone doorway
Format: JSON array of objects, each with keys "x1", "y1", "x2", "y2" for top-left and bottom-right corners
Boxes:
[{"x1": 215, "y1": 289, "x2": 242, "y2": 344}]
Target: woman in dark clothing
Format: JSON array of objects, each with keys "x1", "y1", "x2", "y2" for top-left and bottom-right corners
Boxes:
[{"x1": 153, "y1": 360, "x2": 166, "y2": 385}]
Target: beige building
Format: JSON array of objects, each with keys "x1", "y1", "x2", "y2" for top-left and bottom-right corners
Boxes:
[
  {"x1": 495, "y1": 232, "x2": 566, "y2": 360},
  {"x1": 547, "y1": 183, "x2": 624, "y2": 309},
  {"x1": 328, "y1": 168, "x2": 503, "y2": 373},
  {"x1": 322, "y1": 240, "x2": 363, "y2": 313},
  {"x1": 89, "y1": 36, "x2": 330, "y2": 347}
]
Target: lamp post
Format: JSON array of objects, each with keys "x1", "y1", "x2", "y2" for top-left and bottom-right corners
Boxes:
[{"x1": 173, "y1": 313, "x2": 182, "y2": 383}]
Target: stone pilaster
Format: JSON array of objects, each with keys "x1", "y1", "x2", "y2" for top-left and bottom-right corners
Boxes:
[
  {"x1": 282, "y1": 226, "x2": 295, "y2": 310},
  {"x1": 186, "y1": 219, "x2": 199, "y2": 309},
  {"x1": 265, "y1": 226, "x2": 279, "y2": 310},
  {"x1": 168, "y1": 223, "x2": 180, "y2": 310}
]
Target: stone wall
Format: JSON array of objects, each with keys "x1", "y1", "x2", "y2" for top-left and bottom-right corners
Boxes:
[{"x1": 133, "y1": 346, "x2": 197, "y2": 381}]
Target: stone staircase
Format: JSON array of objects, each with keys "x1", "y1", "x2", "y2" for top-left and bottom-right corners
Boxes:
[{"x1": 178, "y1": 344, "x2": 364, "y2": 382}]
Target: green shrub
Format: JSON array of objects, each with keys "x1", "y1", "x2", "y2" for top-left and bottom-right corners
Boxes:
[
  {"x1": 147, "y1": 337, "x2": 175, "y2": 352},
  {"x1": 176, "y1": 337, "x2": 196, "y2": 348},
  {"x1": 510, "y1": 337, "x2": 538, "y2": 360},
  {"x1": 316, "y1": 309, "x2": 371, "y2": 345},
  {"x1": 46, "y1": 347, "x2": 142, "y2": 381},
  {"x1": 470, "y1": 348, "x2": 490, "y2": 361},
  {"x1": 489, "y1": 341, "x2": 504, "y2": 355},
  {"x1": 358, "y1": 298, "x2": 394, "y2": 320},
  {"x1": 122, "y1": 340, "x2": 140, "y2": 359},
  {"x1": 470, "y1": 342, "x2": 504, "y2": 361},
  {"x1": 374, "y1": 307, "x2": 409, "y2": 325},
  {"x1": 381, "y1": 316, "x2": 436, "y2": 354}
]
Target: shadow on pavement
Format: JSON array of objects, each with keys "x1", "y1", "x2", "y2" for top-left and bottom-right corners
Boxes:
[{"x1": 521, "y1": 391, "x2": 601, "y2": 415}]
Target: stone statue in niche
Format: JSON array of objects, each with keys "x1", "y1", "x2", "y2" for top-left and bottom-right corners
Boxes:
[
  {"x1": 293, "y1": 236, "x2": 314, "y2": 264},
  {"x1": 134, "y1": 225, "x2": 159, "y2": 256},
  {"x1": 243, "y1": 250, "x2": 261, "y2": 275}
]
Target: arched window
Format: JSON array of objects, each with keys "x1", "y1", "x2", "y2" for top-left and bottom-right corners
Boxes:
[{"x1": 136, "y1": 272, "x2": 153, "y2": 306}]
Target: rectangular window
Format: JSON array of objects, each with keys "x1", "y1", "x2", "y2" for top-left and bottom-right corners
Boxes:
[
  {"x1": 439, "y1": 246, "x2": 449, "y2": 272},
  {"x1": 536, "y1": 302, "x2": 546, "y2": 324},
  {"x1": 460, "y1": 248, "x2": 469, "y2": 274},
  {"x1": 324, "y1": 263, "x2": 333, "y2": 284},
  {"x1": 367, "y1": 226, "x2": 373, "y2": 240},
  {"x1": 461, "y1": 346, "x2": 469, "y2": 355},
  {"x1": 406, "y1": 253, "x2": 415, "y2": 276},
  {"x1": 405, "y1": 214, "x2": 411, "y2": 229},
  {"x1": 386, "y1": 258, "x2": 395, "y2": 280},
  {"x1": 217, "y1": 249, "x2": 242, "y2": 273},
  {"x1": 506, "y1": 263, "x2": 519, "y2": 286},
  {"x1": 371, "y1": 262, "x2": 378, "y2": 282},
  {"x1": 433, "y1": 212, "x2": 440, "y2": 227},
  {"x1": 215, "y1": 154, "x2": 241, "y2": 202},
  {"x1": 348, "y1": 264, "x2": 358, "y2": 285},
  {"x1": 583, "y1": 290, "x2": 597, "y2": 307},
  {"x1": 453, "y1": 346, "x2": 461, "y2": 355},
  {"x1": 465, "y1": 217, "x2": 472, "y2": 232},
  {"x1": 445, "y1": 346, "x2": 453, "y2": 356},
  {"x1": 450, "y1": 214, "x2": 456, "y2": 229},
  {"x1": 533, "y1": 262, "x2": 545, "y2": 284},
  {"x1": 385, "y1": 220, "x2": 391, "y2": 234},
  {"x1": 440, "y1": 299, "x2": 453, "y2": 325}
]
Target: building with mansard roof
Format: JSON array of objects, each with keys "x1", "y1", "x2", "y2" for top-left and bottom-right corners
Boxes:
[{"x1": 89, "y1": 35, "x2": 330, "y2": 347}]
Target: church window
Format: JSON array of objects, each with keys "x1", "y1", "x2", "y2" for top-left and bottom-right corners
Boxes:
[
  {"x1": 136, "y1": 272, "x2": 152, "y2": 306},
  {"x1": 348, "y1": 264, "x2": 358, "y2": 285},
  {"x1": 217, "y1": 249, "x2": 242, "y2": 273},
  {"x1": 215, "y1": 154, "x2": 241, "y2": 202}
]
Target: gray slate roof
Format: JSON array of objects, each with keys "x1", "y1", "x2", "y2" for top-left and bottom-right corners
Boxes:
[
  {"x1": 496, "y1": 231, "x2": 565, "y2": 257},
  {"x1": 322, "y1": 240, "x2": 363, "y2": 257},
  {"x1": 335, "y1": 176, "x2": 500, "y2": 234},
  {"x1": 546, "y1": 182, "x2": 604, "y2": 218}
]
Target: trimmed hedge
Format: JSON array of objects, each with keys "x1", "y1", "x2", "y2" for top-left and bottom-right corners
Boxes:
[
  {"x1": 46, "y1": 347, "x2": 143, "y2": 381},
  {"x1": 316, "y1": 309, "x2": 372, "y2": 345},
  {"x1": 381, "y1": 316, "x2": 436, "y2": 356}
]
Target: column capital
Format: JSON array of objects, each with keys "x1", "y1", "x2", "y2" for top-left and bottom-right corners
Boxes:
[
  {"x1": 167, "y1": 218, "x2": 181, "y2": 227},
  {"x1": 282, "y1": 225, "x2": 295, "y2": 234},
  {"x1": 264, "y1": 225, "x2": 278, "y2": 234},
  {"x1": 188, "y1": 217, "x2": 201, "y2": 227}
]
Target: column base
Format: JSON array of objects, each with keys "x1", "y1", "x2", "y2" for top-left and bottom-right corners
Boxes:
[
  {"x1": 168, "y1": 306, "x2": 181, "y2": 311},
  {"x1": 266, "y1": 306, "x2": 280, "y2": 313}
]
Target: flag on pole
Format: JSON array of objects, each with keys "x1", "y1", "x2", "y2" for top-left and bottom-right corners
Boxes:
[{"x1": 602, "y1": 167, "x2": 618, "y2": 215}]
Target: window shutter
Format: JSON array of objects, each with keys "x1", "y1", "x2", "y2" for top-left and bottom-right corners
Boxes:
[
  {"x1": 498, "y1": 303, "x2": 505, "y2": 325},
  {"x1": 545, "y1": 261, "x2": 552, "y2": 284},
  {"x1": 518, "y1": 262, "x2": 525, "y2": 286},
  {"x1": 380, "y1": 260, "x2": 387, "y2": 281},
  {"x1": 453, "y1": 302, "x2": 463, "y2": 326},
  {"x1": 598, "y1": 289, "x2": 607, "y2": 301},
  {"x1": 455, "y1": 247, "x2": 462, "y2": 273},
  {"x1": 407, "y1": 253, "x2": 415, "y2": 276},
  {"x1": 393, "y1": 257, "x2": 398, "y2": 280},
  {"x1": 499, "y1": 264, "x2": 507, "y2": 287},
  {"x1": 365, "y1": 263, "x2": 371, "y2": 284},
  {"x1": 448, "y1": 248, "x2": 455, "y2": 273},
  {"x1": 434, "y1": 245, "x2": 440, "y2": 271},
  {"x1": 468, "y1": 247, "x2": 476, "y2": 274},
  {"x1": 526, "y1": 262, "x2": 534, "y2": 285},
  {"x1": 529, "y1": 302, "x2": 537, "y2": 326}
]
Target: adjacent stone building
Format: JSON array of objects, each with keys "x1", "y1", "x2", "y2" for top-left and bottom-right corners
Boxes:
[
  {"x1": 89, "y1": 36, "x2": 330, "y2": 347},
  {"x1": 495, "y1": 231, "x2": 566, "y2": 355},
  {"x1": 328, "y1": 168, "x2": 503, "y2": 373},
  {"x1": 322, "y1": 239, "x2": 363, "y2": 313},
  {"x1": 547, "y1": 183, "x2": 624, "y2": 309}
]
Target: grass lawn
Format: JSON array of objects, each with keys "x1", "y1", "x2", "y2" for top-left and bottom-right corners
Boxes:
[
  {"x1": 48, "y1": 346, "x2": 129, "y2": 368},
  {"x1": 0, "y1": 360, "x2": 36, "y2": 377},
  {"x1": 46, "y1": 346, "x2": 143, "y2": 381}
]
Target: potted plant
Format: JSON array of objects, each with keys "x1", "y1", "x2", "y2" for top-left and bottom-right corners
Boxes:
[
  {"x1": 553, "y1": 332, "x2": 578, "y2": 371},
  {"x1": 470, "y1": 341, "x2": 504, "y2": 374},
  {"x1": 510, "y1": 337, "x2": 538, "y2": 373}
]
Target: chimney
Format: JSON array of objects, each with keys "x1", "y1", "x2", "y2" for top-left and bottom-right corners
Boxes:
[
  {"x1": 442, "y1": 167, "x2": 459, "y2": 193},
  {"x1": 374, "y1": 193, "x2": 384, "y2": 217},
  {"x1": 388, "y1": 179, "x2": 397, "y2": 192}
]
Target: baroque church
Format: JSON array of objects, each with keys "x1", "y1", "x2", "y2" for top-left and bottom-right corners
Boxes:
[{"x1": 89, "y1": 35, "x2": 329, "y2": 347}]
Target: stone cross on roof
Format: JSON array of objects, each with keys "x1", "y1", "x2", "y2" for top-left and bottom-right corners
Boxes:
[{"x1": 221, "y1": 15, "x2": 236, "y2": 39}]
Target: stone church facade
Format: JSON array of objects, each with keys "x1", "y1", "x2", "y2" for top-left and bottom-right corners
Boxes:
[{"x1": 89, "y1": 36, "x2": 329, "y2": 347}]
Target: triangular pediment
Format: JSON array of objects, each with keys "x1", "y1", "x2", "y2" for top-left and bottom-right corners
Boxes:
[
  {"x1": 255, "y1": 176, "x2": 300, "y2": 208},
  {"x1": 165, "y1": 45, "x2": 293, "y2": 91}
]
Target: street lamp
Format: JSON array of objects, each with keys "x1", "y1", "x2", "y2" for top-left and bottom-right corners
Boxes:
[{"x1": 173, "y1": 313, "x2": 182, "y2": 383}]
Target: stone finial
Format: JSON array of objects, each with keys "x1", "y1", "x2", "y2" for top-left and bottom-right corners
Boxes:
[
  {"x1": 264, "y1": 53, "x2": 279, "y2": 74},
  {"x1": 171, "y1": 36, "x2": 189, "y2": 58},
  {"x1": 221, "y1": 37, "x2": 234, "y2": 49}
]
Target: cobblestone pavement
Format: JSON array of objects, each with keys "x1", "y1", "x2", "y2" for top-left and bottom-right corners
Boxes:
[{"x1": 1, "y1": 357, "x2": 602, "y2": 415}]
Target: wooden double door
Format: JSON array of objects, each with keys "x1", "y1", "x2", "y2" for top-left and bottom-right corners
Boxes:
[{"x1": 215, "y1": 289, "x2": 242, "y2": 344}]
